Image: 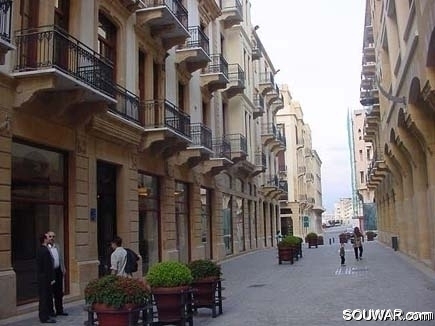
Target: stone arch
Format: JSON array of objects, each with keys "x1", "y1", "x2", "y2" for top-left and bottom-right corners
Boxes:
[
  {"x1": 408, "y1": 77, "x2": 421, "y2": 105},
  {"x1": 426, "y1": 26, "x2": 435, "y2": 67}
]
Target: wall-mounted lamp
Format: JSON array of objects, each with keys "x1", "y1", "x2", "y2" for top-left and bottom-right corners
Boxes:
[{"x1": 254, "y1": 25, "x2": 260, "y2": 31}]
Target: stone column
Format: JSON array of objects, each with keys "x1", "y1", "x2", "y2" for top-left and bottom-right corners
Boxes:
[{"x1": 0, "y1": 109, "x2": 14, "y2": 317}]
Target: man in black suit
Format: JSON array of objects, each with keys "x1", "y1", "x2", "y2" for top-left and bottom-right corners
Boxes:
[
  {"x1": 47, "y1": 231, "x2": 68, "y2": 317},
  {"x1": 36, "y1": 233, "x2": 56, "y2": 323}
]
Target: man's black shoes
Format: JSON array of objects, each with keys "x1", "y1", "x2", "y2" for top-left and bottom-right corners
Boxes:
[
  {"x1": 41, "y1": 318, "x2": 56, "y2": 323},
  {"x1": 56, "y1": 312, "x2": 68, "y2": 316}
]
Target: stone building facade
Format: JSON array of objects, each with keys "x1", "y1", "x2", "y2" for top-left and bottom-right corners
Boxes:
[
  {"x1": 361, "y1": 0, "x2": 435, "y2": 271},
  {"x1": 0, "y1": 0, "x2": 286, "y2": 318}
]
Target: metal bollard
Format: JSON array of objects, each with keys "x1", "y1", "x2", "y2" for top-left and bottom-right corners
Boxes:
[
  {"x1": 332, "y1": 237, "x2": 335, "y2": 243},
  {"x1": 329, "y1": 238, "x2": 331, "y2": 245}
]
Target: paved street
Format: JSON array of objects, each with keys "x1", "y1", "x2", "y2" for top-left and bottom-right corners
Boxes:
[{"x1": 2, "y1": 233, "x2": 435, "y2": 326}]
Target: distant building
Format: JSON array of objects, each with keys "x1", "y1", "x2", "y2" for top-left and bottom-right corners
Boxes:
[{"x1": 277, "y1": 95, "x2": 325, "y2": 237}]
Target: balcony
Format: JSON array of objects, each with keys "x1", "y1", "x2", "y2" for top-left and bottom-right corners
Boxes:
[
  {"x1": 201, "y1": 137, "x2": 233, "y2": 176},
  {"x1": 305, "y1": 172, "x2": 314, "y2": 183},
  {"x1": 261, "y1": 123, "x2": 276, "y2": 146},
  {"x1": 176, "y1": 26, "x2": 210, "y2": 73},
  {"x1": 272, "y1": 94, "x2": 285, "y2": 114},
  {"x1": 360, "y1": 88, "x2": 379, "y2": 106},
  {"x1": 175, "y1": 123, "x2": 213, "y2": 168},
  {"x1": 361, "y1": 61, "x2": 376, "y2": 76},
  {"x1": 364, "y1": 104, "x2": 380, "y2": 142},
  {"x1": 226, "y1": 133, "x2": 247, "y2": 163},
  {"x1": 270, "y1": 124, "x2": 286, "y2": 154},
  {"x1": 109, "y1": 84, "x2": 140, "y2": 124},
  {"x1": 88, "y1": 85, "x2": 143, "y2": 145},
  {"x1": 298, "y1": 166, "x2": 306, "y2": 176},
  {"x1": 222, "y1": 64, "x2": 245, "y2": 99},
  {"x1": 366, "y1": 151, "x2": 388, "y2": 188},
  {"x1": 136, "y1": 0, "x2": 189, "y2": 50},
  {"x1": 13, "y1": 25, "x2": 115, "y2": 122},
  {"x1": 258, "y1": 72, "x2": 274, "y2": 95},
  {"x1": 253, "y1": 93, "x2": 265, "y2": 118},
  {"x1": 140, "y1": 99, "x2": 192, "y2": 157},
  {"x1": 363, "y1": 42, "x2": 375, "y2": 56},
  {"x1": 220, "y1": 0, "x2": 243, "y2": 28},
  {"x1": 264, "y1": 84, "x2": 280, "y2": 105},
  {"x1": 252, "y1": 45, "x2": 261, "y2": 60},
  {"x1": 0, "y1": 0, "x2": 13, "y2": 64},
  {"x1": 261, "y1": 175, "x2": 281, "y2": 198},
  {"x1": 200, "y1": 54, "x2": 229, "y2": 93},
  {"x1": 251, "y1": 151, "x2": 266, "y2": 177}
]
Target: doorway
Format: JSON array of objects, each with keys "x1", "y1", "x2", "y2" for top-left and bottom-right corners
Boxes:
[{"x1": 97, "y1": 161, "x2": 117, "y2": 277}]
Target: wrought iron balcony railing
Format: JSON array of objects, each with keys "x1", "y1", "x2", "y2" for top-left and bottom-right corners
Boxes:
[
  {"x1": 190, "y1": 123, "x2": 212, "y2": 150},
  {"x1": 278, "y1": 180, "x2": 288, "y2": 192},
  {"x1": 225, "y1": 133, "x2": 247, "y2": 154},
  {"x1": 255, "y1": 151, "x2": 266, "y2": 167},
  {"x1": 109, "y1": 84, "x2": 140, "y2": 123},
  {"x1": 211, "y1": 137, "x2": 231, "y2": 160},
  {"x1": 181, "y1": 26, "x2": 209, "y2": 54},
  {"x1": 143, "y1": 99, "x2": 191, "y2": 138},
  {"x1": 264, "y1": 175, "x2": 278, "y2": 187},
  {"x1": 227, "y1": 63, "x2": 245, "y2": 87},
  {"x1": 259, "y1": 71, "x2": 274, "y2": 85},
  {"x1": 0, "y1": 0, "x2": 12, "y2": 43},
  {"x1": 202, "y1": 53, "x2": 228, "y2": 78},
  {"x1": 141, "y1": 0, "x2": 188, "y2": 30},
  {"x1": 222, "y1": 0, "x2": 243, "y2": 17},
  {"x1": 14, "y1": 25, "x2": 114, "y2": 97},
  {"x1": 253, "y1": 93, "x2": 264, "y2": 108}
]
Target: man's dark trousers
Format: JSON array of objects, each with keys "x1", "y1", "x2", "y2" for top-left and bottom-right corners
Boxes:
[{"x1": 52, "y1": 267, "x2": 64, "y2": 314}]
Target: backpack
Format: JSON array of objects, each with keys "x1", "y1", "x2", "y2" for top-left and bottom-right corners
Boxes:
[{"x1": 125, "y1": 248, "x2": 139, "y2": 274}]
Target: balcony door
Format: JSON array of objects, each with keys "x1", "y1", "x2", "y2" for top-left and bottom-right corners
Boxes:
[{"x1": 18, "y1": 0, "x2": 39, "y2": 69}]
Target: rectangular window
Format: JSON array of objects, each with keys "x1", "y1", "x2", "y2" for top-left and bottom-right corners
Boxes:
[
  {"x1": 12, "y1": 141, "x2": 67, "y2": 304},
  {"x1": 138, "y1": 173, "x2": 160, "y2": 275}
]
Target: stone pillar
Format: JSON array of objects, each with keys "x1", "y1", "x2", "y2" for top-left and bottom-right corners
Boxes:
[
  {"x1": 0, "y1": 109, "x2": 15, "y2": 318},
  {"x1": 190, "y1": 181, "x2": 202, "y2": 260},
  {"x1": 161, "y1": 168, "x2": 177, "y2": 261}
]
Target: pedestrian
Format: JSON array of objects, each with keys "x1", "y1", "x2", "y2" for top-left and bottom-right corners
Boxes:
[
  {"x1": 36, "y1": 233, "x2": 56, "y2": 324},
  {"x1": 275, "y1": 230, "x2": 283, "y2": 244},
  {"x1": 46, "y1": 231, "x2": 68, "y2": 317},
  {"x1": 353, "y1": 226, "x2": 364, "y2": 260},
  {"x1": 339, "y1": 243, "x2": 346, "y2": 266},
  {"x1": 110, "y1": 236, "x2": 128, "y2": 277}
]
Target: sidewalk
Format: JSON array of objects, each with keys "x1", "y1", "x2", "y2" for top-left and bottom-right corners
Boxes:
[{"x1": 2, "y1": 240, "x2": 435, "y2": 325}]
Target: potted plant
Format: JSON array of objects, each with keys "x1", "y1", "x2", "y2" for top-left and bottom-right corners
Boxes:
[
  {"x1": 339, "y1": 232, "x2": 348, "y2": 244},
  {"x1": 187, "y1": 259, "x2": 223, "y2": 317},
  {"x1": 84, "y1": 275, "x2": 150, "y2": 326},
  {"x1": 146, "y1": 261, "x2": 193, "y2": 324},
  {"x1": 293, "y1": 236, "x2": 303, "y2": 259},
  {"x1": 317, "y1": 235, "x2": 324, "y2": 245},
  {"x1": 305, "y1": 232, "x2": 318, "y2": 248},
  {"x1": 366, "y1": 231, "x2": 377, "y2": 241},
  {"x1": 277, "y1": 235, "x2": 299, "y2": 264}
]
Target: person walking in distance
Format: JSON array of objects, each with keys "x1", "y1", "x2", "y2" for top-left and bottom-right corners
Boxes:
[
  {"x1": 110, "y1": 236, "x2": 128, "y2": 277},
  {"x1": 36, "y1": 233, "x2": 56, "y2": 323},
  {"x1": 339, "y1": 243, "x2": 346, "y2": 266},
  {"x1": 353, "y1": 226, "x2": 364, "y2": 260},
  {"x1": 47, "y1": 231, "x2": 68, "y2": 317}
]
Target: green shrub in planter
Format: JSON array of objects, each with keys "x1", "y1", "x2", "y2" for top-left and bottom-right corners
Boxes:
[
  {"x1": 146, "y1": 261, "x2": 193, "y2": 288},
  {"x1": 305, "y1": 232, "x2": 318, "y2": 242},
  {"x1": 84, "y1": 275, "x2": 150, "y2": 309},
  {"x1": 187, "y1": 259, "x2": 221, "y2": 281},
  {"x1": 278, "y1": 235, "x2": 300, "y2": 248}
]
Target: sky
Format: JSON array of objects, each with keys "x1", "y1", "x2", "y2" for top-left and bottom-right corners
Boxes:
[{"x1": 250, "y1": 0, "x2": 366, "y2": 213}]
